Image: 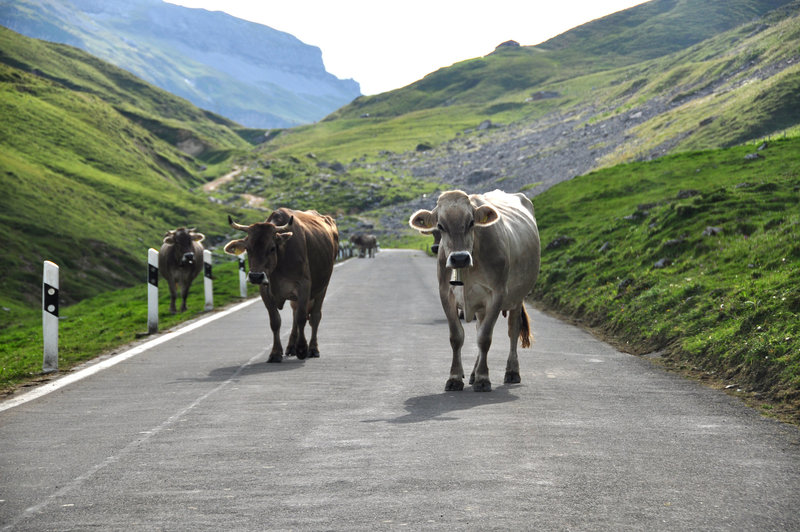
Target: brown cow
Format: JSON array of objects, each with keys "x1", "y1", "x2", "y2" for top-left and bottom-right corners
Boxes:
[
  {"x1": 349, "y1": 233, "x2": 378, "y2": 258},
  {"x1": 409, "y1": 190, "x2": 540, "y2": 392},
  {"x1": 224, "y1": 208, "x2": 339, "y2": 362},
  {"x1": 159, "y1": 227, "x2": 205, "y2": 314}
]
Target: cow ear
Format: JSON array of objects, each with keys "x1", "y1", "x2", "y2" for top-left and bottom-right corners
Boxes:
[
  {"x1": 409, "y1": 210, "x2": 435, "y2": 232},
  {"x1": 163, "y1": 235, "x2": 175, "y2": 245},
  {"x1": 223, "y1": 239, "x2": 246, "y2": 256},
  {"x1": 475, "y1": 205, "x2": 499, "y2": 227},
  {"x1": 192, "y1": 232, "x2": 205, "y2": 243}
]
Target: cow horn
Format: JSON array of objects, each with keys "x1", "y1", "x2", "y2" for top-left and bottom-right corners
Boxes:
[
  {"x1": 228, "y1": 214, "x2": 249, "y2": 232},
  {"x1": 273, "y1": 215, "x2": 293, "y2": 232}
]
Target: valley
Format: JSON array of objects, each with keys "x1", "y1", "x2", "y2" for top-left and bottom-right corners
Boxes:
[{"x1": 1, "y1": 0, "x2": 798, "y2": 419}]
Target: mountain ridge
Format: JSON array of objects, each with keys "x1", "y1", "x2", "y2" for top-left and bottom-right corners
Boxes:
[
  {"x1": 0, "y1": 0, "x2": 361, "y2": 127},
  {"x1": 329, "y1": 0, "x2": 796, "y2": 120}
]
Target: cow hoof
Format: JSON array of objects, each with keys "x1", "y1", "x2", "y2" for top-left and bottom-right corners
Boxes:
[
  {"x1": 504, "y1": 371, "x2": 521, "y2": 384},
  {"x1": 295, "y1": 346, "x2": 309, "y2": 360},
  {"x1": 473, "y1": 379, "x2": 492, "y2": 392},
  {"x1": 308, "y1": 348, "x2": 320, "y2": 358},
  {"x1": 267, "y1": 352, "x2": 283, "y2": 363},
  {"x1": 285, "y1": 346, "x2": 296, "y2": 357},
  {"x1": 445, "y1": 379, "x2": 464, "y2": 391}
]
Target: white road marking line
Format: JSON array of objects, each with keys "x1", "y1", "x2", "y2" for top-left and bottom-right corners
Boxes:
[
  {"x1": 1, "y1": 259, "x2": 353, "y2": 413},
  {"x1": 3, "y1": 349, "x2": 266, "y2": 530}
]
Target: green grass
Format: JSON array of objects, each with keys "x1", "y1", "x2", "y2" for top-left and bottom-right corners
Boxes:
[
  {"x1": 0, "y1": 27, "x2": 263, "y2": 310},
  {"x1": 0, "y1": 257, "x2": 260, "y2": 392},
  {"x1": 263, "y1": 105, "x2": 488, "y2": 160},
  {"x1": 204, "y1": 152, "x2": 441, "y2": 215},
  {"x1": 531, "y1": 136, "x2": 800, "y2": 419}
]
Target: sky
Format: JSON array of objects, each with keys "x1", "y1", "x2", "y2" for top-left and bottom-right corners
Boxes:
[{"x1": 165, "y1": 0, "x2": 649, "y2": 95}]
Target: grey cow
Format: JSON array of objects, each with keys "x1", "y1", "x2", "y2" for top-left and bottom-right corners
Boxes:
[
  {"x1": 349, "y1": 233, "x2": 378, "y2": 258},
  {"x1": 410, "y1": 190, "x2": 540, "y2": 392},
  {"x1": 159, "y1": 227, "x2": 205, "y2": 313}
]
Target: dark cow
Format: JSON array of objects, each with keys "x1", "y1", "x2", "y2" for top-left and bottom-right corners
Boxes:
[
  {"x1": 224, "y1": 208, "x2": 339, "y2": 362},
  {"x1": 409, "y1": 189, "x2": 540, "y2": 392},
  {"x1": 430, "y1": 229, "x2": 441, "y2": 255},
  {"x1": 158, "y1": 227, "x2": 205, "y2": 314},
  {"x1": 349, "y1": 233, "x2": 378, "y2": 258}
]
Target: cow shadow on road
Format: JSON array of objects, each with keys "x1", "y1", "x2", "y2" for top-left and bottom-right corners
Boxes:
[
  {"x1": 172, "y1": 357, "x2": 307, "y2": 384},
  {"x1": 364, "y1": 385, "x2": 520, "y2": 424}
]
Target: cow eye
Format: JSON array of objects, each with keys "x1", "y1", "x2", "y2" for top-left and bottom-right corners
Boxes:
[
  {"x1": 468, "y1": 219, "x2": 475, "y2": 229},
  {"x1": 437, "y1": 223, "x2": 445, "y2": 233}
]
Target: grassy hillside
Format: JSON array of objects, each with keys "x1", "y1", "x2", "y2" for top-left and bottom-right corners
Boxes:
[
  {"x1": 532, "y1": 137, "x2": 800, "y2": 421},
  {"x1": 0, "y1": 27, "x2": 262, "y2": 315},
  {"x1": 219, "y1": 1, "x2": 800, "y2": 222},
  {"x1": 328, "y1": 0, "x2": 796, "y2": 120},
  {"x1": 537, "y1": 0, "x2": 794, "y2": 65}
]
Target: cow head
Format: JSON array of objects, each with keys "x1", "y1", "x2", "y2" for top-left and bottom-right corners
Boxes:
[
  {"x1": 163, "y1": 227, "x2": 205, "y2": 265},
  {"x1": 409, "y1": 190, "x2": 499, "y2": 272},
  {"x1": 224, "y1": 215, "x2": 293, "y2": 285}
]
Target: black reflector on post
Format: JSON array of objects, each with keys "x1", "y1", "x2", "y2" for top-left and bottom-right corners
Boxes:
[
  {"x1": 148, "y1": 264, "x2": 158, "y2": 287},
  {"x1": 43, "y1": 283, "x2": 59, "y2": 317}
]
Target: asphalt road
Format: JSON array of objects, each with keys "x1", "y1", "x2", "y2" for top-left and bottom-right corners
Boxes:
[{"x1": 2, "y1": 249, "x2": 799, "y2": 531}]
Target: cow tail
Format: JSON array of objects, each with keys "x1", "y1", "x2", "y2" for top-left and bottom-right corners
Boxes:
[{"x1": 519, "y1": 306, "x2": 532, "y2": 348}]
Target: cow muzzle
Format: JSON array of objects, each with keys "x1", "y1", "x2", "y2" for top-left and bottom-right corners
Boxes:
[
  {"x1": 181, "y1": 252, "x2": 195, "y2": 265},
  {"x1": 446, "y1": 251, "x2": 472, "y2": 286},
  {"x1": 446, "y1": 251, "x2": 472, "y2": 269},
  {"x1": 248, "y1": 272, "x2": 269, "y2": 285}
]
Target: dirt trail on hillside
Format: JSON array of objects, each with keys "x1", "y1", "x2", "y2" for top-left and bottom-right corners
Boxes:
[{"x1": 202, "y1": 166, "x2": 244, "y2": 192}]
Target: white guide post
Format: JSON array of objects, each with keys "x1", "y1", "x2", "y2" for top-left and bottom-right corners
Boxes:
[
  {"x1": 42, "y1": 261, "x2": 59, "y2": 373},
  {"x1": 147, "y1": 248, "x2": 159, "y2": 334},
  {"x1": 238, "y1": 251, "x2": 247, "y2": 298},
  {"x1": 204, "y1": 249, "x2": 213, "y2": 311}
]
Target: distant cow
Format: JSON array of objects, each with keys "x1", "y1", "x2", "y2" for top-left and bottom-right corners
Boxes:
[
  {"x1": 225, "y1": 208, "x2": 339, "y2": 362},
  {"x1": 349, "y1": 233, "x2": 378, "y2": 258},
  {"x1": 430, "y1": 229, "x2": 441, "y2": 255},
  {"x1": 159, "y1": 227, "x2": 205, "y2": 314},
  {"x1": 409, "y1": 190, "x2": 540, "y2": 391}
]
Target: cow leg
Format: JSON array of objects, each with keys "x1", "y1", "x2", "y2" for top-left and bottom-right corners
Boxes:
[
  {"x1": 261, "y1": 286, "x2": 283, "y2": 363},
  {"x1": 504, "y1": 306, "x2": 522, "y2": 384},
  {"x1": 285, "y1": 303, "x2": 297, "y2": 357},
  {"x1": 307, "y1": 293, "x2": 326, "y2": 358},
  {"x1": 166, "y1": 278, "x2": 178, "y2": 314},
  {"x1": 469, "y1": 314, "x2": 482, "y2": 386},
  {"x1": 472, "y1": 303, "x2": 501, "y2": 392},
  {"x1": 441, "y1": 289, "x2": 465, "y2": 391},
  {"x1": 291, "y1": 284, "x2": 311, "y2": 359},
  {"x1": 285, "y1": 302, "x2": 306, "y2": 358},
  {"x1": 179, "y1": 281, "x2": 191, "y2": 313}
]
